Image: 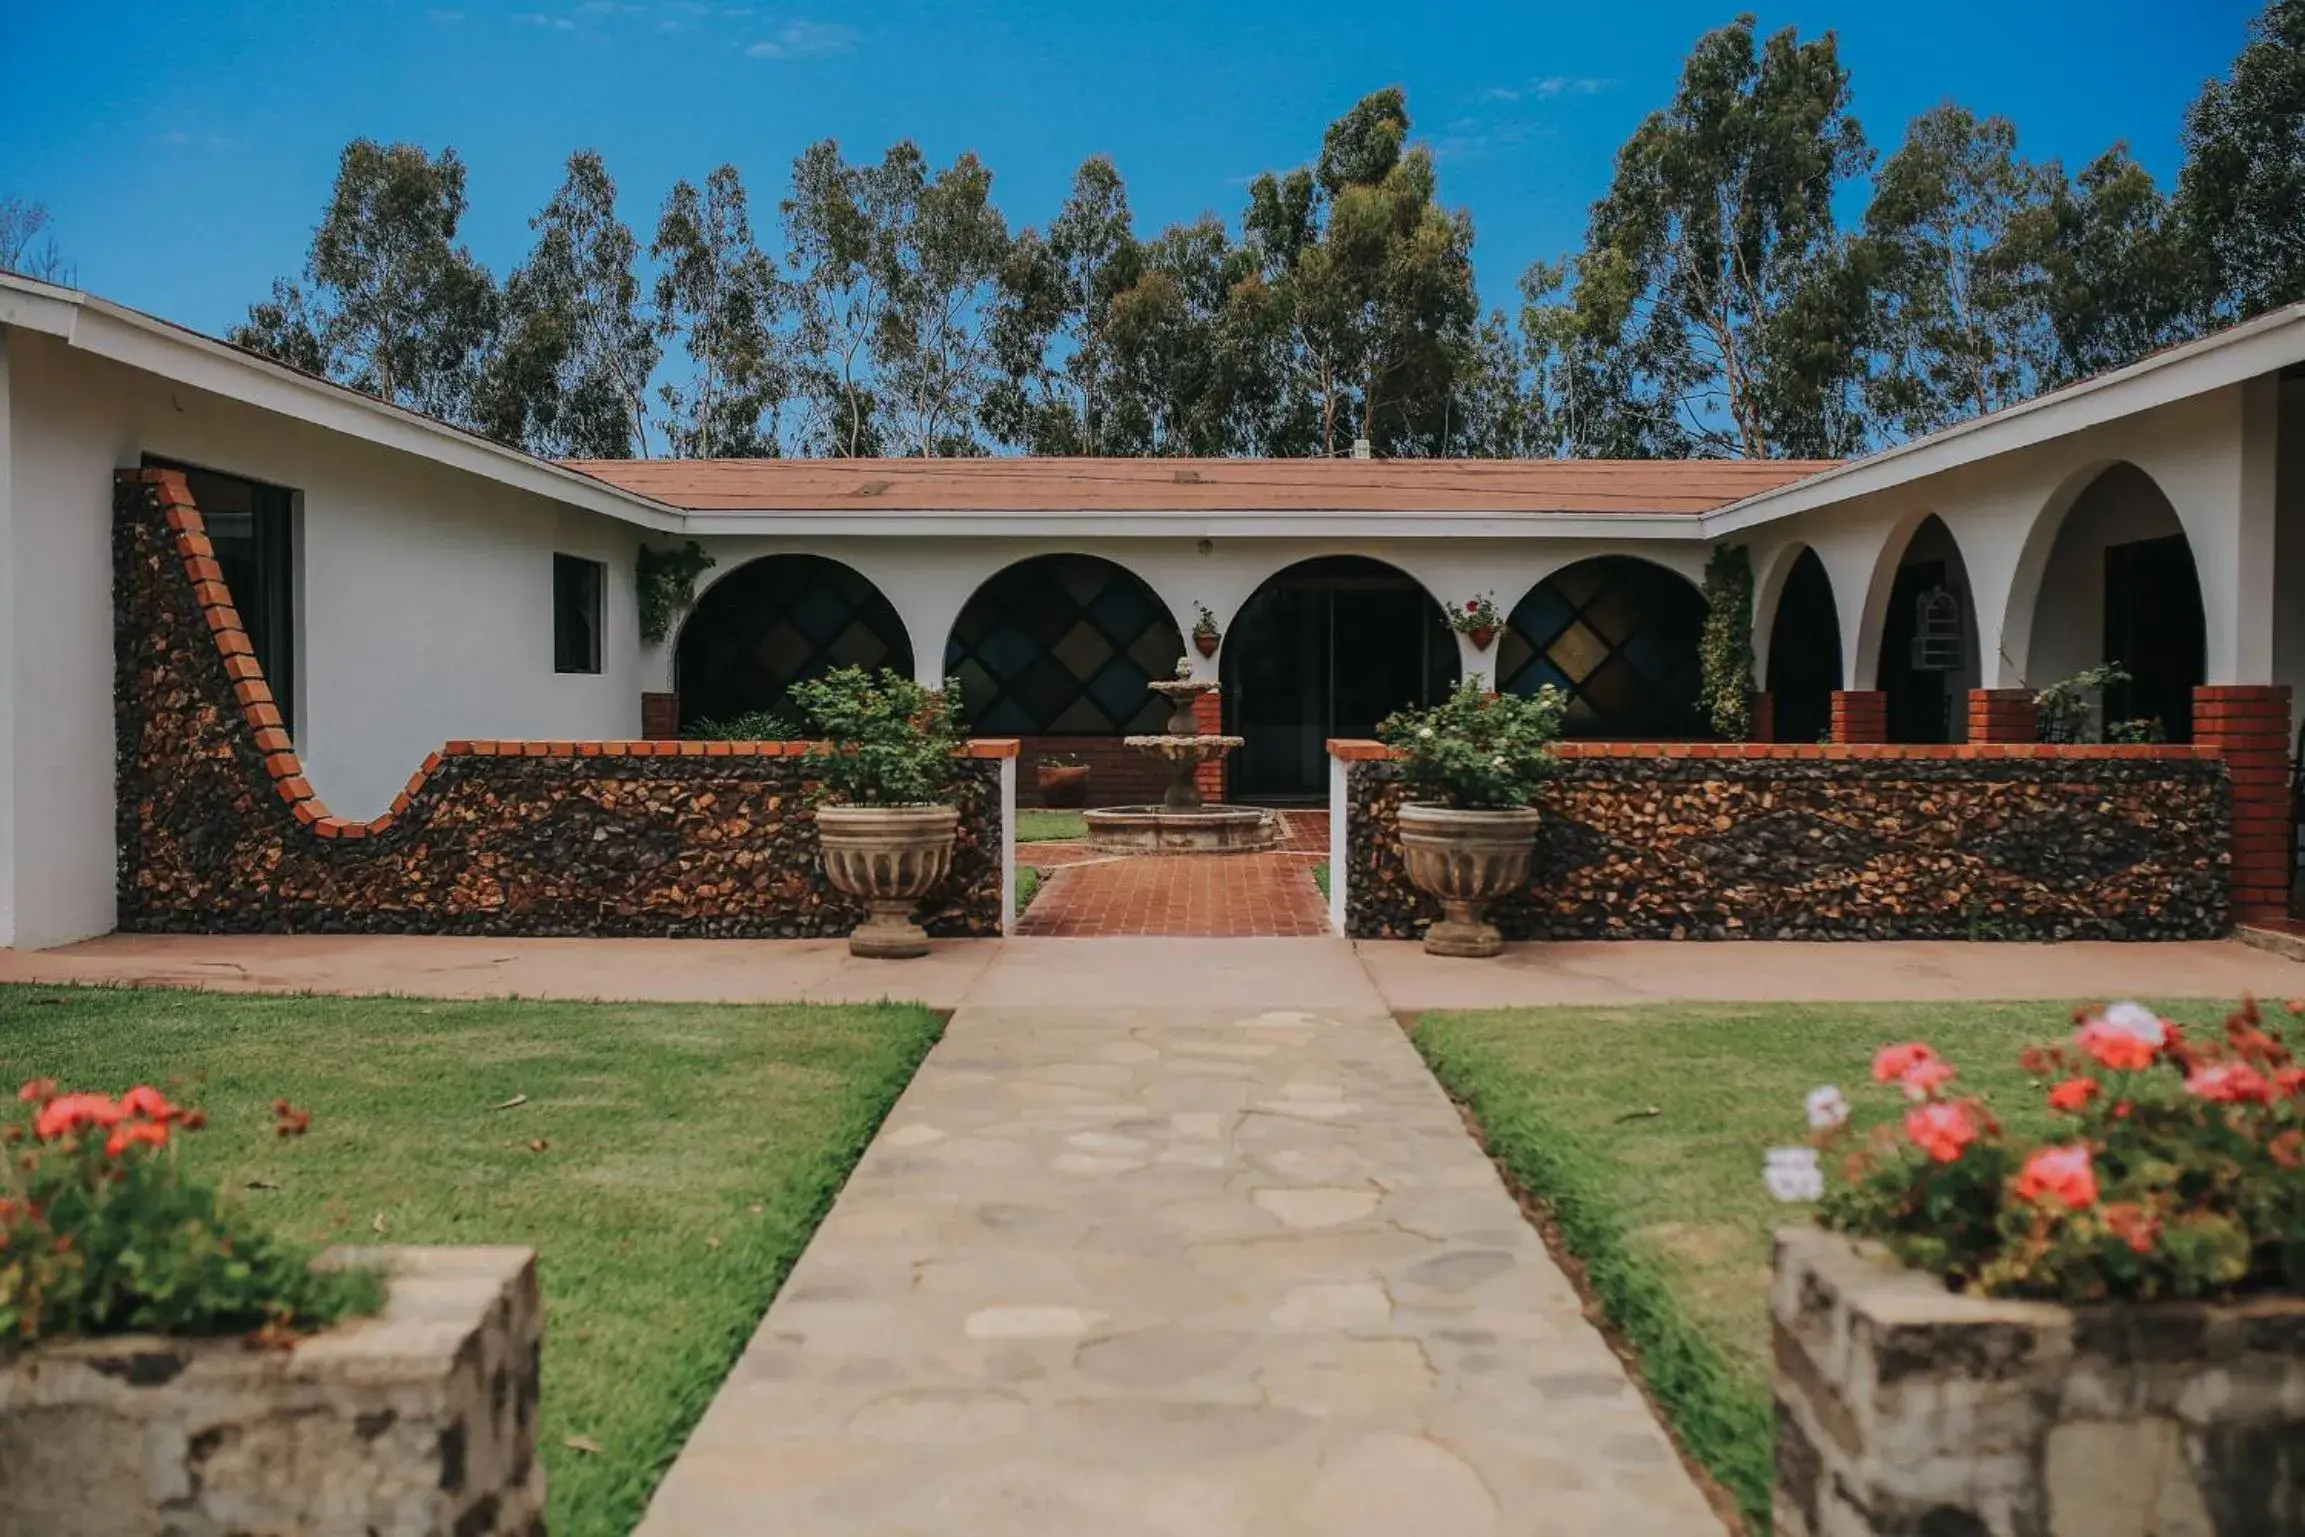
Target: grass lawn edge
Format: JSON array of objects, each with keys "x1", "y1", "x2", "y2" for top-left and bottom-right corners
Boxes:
[{"x1": 1411, "y1": 1014, "x2": 1772, "y2": 1532}]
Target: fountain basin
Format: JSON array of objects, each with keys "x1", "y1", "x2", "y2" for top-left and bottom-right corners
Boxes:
[{"x1": 1082, "y1": 804, "x2": 1281, "y2": 854}]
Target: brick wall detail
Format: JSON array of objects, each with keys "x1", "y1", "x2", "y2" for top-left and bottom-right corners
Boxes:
[
  {"x1": 2193, "y1": 684, "x2": 2293, "y2": 923},
  {"x1": 1967, "y1": 687, "x2": 2039, "y2": 745},
  {"x1": 114, "y1": 469, "x2": 1004, "y2": 938},
  {"x1": 1830, "y1": 690, "x2": 1888, "y2": 745},
  {"x1": 640, "y1": 690, "x2": 679, "y2": 740},
  {"x1": 1339, "y1": 740, "x2": 2228, "y2": 942},
  {"x1": 1192, "y1": 688, "x2": 1226, "y2": 803}
]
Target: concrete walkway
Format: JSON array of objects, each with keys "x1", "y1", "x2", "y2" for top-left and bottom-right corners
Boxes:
[
  {"x1": 5, "y1": 932, "x2": 2300, "y2": 1009},
  {"x1": 634, "y1": 939, "x2": 1721, "y2": 1537}
]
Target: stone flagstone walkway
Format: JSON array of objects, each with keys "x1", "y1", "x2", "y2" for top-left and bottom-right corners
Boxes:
[{"x1": 634, "y1": 944, "x2": 1722, "y2": 1536}]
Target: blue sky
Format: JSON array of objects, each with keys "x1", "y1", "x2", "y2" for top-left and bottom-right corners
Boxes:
[{"x1": 0, "y1": 0, "x2": 2265, "y2": 337}]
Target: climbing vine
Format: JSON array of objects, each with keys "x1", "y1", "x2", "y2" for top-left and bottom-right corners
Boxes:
[
  {"x1": 636, "y1": 540, "x2": 716, "y2": 645},
  {"x1": 1698, "y1": 544, "x2": 1755, "y2": 741}
]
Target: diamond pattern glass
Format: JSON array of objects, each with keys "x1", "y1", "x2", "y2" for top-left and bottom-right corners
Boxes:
[
  {"x1": 676, "y1": 555, "x2": 915, "y2": 728},
  {"x1": 945, "y1": 555, "x2": 1182, "y2": 734},
  {"x1": 1501, "y1": 557, "x2": 1707, "y2": 738}
]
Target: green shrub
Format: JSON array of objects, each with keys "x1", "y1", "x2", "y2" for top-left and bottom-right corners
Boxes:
[
  {"x1": 1, "y1": 1082, "x2": 380, "y2": 1344},
  {"x1": 787, "y1": 666, "x2": 970, "y2": 806},
  {"x1": 1377, "y1": 678, "x2": 1566, "y2": 809},
  {"x1": 689, "y1": 708, "x2": 802, "y2": 742}
]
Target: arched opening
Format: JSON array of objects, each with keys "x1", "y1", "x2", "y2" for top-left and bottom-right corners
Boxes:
[
  {"x1": 1875, "y1": 515, "x2": 1979, "y2": 744},
  {"x1": 1765, "y1": 548, "x2": 1842, "y2": 745},
  {"x1": 1497, "y1": 555, "x2": 1707, "y2": 738},
  {"x1": 944, "y1": 554, "x2": 1183, "y2": 737},
  {"x1": 1222, "y1": 556, "x2": 1459, "y2": 799},
  {"x1": 2026, "y1": 463, "x2": 2204, "y2": 742},
  {"x1": 675, "y1": 554, "x2": 914, "y2": 730}
]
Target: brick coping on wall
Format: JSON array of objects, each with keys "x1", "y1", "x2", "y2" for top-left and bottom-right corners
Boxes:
[
  {"x1": 136, "y1": 464, "x2": 1017, "y2": 842},
  {"x1": 1325, "y1": 738, "x2": 2218, "y2": 763}
]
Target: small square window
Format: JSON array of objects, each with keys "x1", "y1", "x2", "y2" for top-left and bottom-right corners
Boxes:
[{"x1": 554, "y1": 554, "x2": 604, "y2": 675}]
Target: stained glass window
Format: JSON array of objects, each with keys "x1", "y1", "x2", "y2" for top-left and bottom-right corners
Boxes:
[
  {"x1": 1498, "y1": 556, "x2": 1707, "y2": 738},
  {"x1": 945, "y1": 555, "x2": 1183, "y2": 735},
  {"x1": 675, "y1": 555, "x2": 914, "y2": 728}
]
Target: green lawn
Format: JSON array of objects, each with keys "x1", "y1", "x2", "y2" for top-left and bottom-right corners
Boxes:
[
  {"x1": 1312, "y1": 861, "x2": 1330, "y2": 900},
  {"x1": 1016, "y1": 808, "x2": 1087, "y2": 842},
  {"x1": 1410, "y1": 998, "x2": 2247, "y2": 1530},
  {"x1": 1016, "y1": 864, "x2": 1042, "y2": 913},
  {"x1": 0, "y1": 986, "x2": 941, "y2": 1537}
]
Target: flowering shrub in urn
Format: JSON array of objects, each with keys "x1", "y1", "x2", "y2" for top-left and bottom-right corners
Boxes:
[
  {"x1": 1377, "y1": 678, "x2": 1566, "y2": 810},
  {"x1": 1766, "y1": 998, "x2": 2305, "y2": 1301},
  {"x1": 1375, "y1": 679, "x2": 1566, "y2": 957}
]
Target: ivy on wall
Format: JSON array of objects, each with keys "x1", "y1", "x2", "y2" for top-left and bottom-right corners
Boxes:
[
  {"x1": 637, "y1": 540, "x2": 717, "y2": 645},
  {"x1": 1699, "y1": 544, "x2": 1755, "y2": 741}
]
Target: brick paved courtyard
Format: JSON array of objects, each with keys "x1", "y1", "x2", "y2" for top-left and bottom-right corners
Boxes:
[{"x1": 1017, "y1": 812, "x2": 1331, "y2": 938}]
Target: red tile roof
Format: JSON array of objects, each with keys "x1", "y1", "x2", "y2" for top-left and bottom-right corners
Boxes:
[{"x1": 559, "y1": 456, "x2": 1838, "y2": 514}]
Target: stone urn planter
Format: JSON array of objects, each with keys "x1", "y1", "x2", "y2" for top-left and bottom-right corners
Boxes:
[
  {"x1": 814, "y1": 802, "x2": 960, "y2": 958},
  {"x1": 1037, "y1": 759, "x2": 1090, "y2": 808},
  {"x1": 1772, "y1": 1225, "x2": 2305, "y2": 1537},
  {"x1": 1395, "y1": 801, "x2": 1541, "y2": 958},
  {"x1": 0, "y1": 1246, "x2": 543, "y2": 1536}
]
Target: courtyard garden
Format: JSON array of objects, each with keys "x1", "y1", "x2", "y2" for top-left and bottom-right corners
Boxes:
[
  {"x1": 0, "y1": 984, "x2": 941, "y2": 1537},
  {"x1": 1411, "y1": 997, "x2": 2284, "y2": 1530}
]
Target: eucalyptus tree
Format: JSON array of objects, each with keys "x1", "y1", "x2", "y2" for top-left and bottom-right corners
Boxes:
[
  {"x1": 1860, "y1": 105, "x2": 2059, "y2": 438},
  {"x1": 0, "y1": 196, "x2": 72, "y2": 283},
  {"x1": 650, "y1": 165, "x2": 786, "y2": 457},
  {"x1": 482, "y1": 150, "x2": 659, "y2": 458},
  {"x1": 1560, "y1": 17, "x2": 1875, "y2": 458},
  {"x1": 2040, "y1": 147, "x2": 2201, "y2": 384},
  {"x1": 1244, "y1": 88, "x2": 1479, "y2": 456},
  {"x1": 871, "y1": 146, "x2": 1012, "y2": 456},
  {"x1": 988, "y1": 156, "x2": 1140, "y2": 453},
  {"x1": 2177, "y1": 0, "x2": 2305, "y2": 319},
  {"x1": 230, "y1": 140, "x2": 498, "y2": 426},
  {"x1": 783, "y1": 138, "x2": 892, "y2": 456},
  {"x1": 1101, "y1": 215, "x2": 1283, "y2": 454}
]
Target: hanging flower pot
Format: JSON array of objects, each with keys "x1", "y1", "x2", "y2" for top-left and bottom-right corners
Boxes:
[
  {"x1": 1191, "y1": 602, "x2": 1220, "y2": 657},
  {"x1": 1451, "y1": 592, "x2": 1503, "y2": 653}
]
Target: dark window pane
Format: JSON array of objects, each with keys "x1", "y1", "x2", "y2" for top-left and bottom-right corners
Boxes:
[
  {"x1": 554, "y1": 554, "x2": 604, "y2": 675},
  {"x1": 674, "y1": 555, "x2": 915, "y2": 727},
  {"x1": 145, "y1": 458, "x2": 296, "y2": 736}
]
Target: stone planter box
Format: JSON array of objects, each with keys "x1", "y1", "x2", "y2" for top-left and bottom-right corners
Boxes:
[
  {"x1": 0, "y1": 1245, "x2": 542, "y2": 1537},
  {"x1": 1773, "y1": 1225, "x2": 2305, "y2": 1537}
]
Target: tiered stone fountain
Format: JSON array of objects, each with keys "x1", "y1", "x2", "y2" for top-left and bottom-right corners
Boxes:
[{"x1": 1082, "y1": 678, "x2": 1280, "y2": 853}]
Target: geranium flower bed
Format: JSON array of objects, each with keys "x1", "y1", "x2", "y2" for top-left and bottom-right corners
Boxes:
[
  {"x1": 2, "y1": 1079, "x2": 377, "y2": 1341},
  {"x1": 1776, "y1": 997, "x2": 2305, "y2": 1300}
]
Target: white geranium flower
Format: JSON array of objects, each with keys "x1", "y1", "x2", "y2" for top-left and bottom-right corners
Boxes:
[
  {"x1": 1804, "y1": 1085, "x2": 1849, "y2": 1131},
  {"x1": 1491, "y1": 755, "x2": 1507, "y2": 767},
  {"x1": 1763, "y1": 1146, "x2": 1825, "y2": 1204},
  {"x1": 1417, "y1": 727, "x2": 1435, "y2": 741},
  {"x1": 2098, "y1": 1000, "x2": 2168, "y2": 1047}
]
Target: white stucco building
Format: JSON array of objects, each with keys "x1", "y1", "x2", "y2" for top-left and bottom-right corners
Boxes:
[{"x1": 3, "y1": 269, "x2": 2301, "y2": 948}]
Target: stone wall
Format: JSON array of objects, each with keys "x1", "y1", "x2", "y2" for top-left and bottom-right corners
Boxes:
[
  {"x1": 0, "y1": 1245, "x2": 543, "y2": 1537},
  {"x1": 115, "y1": 469, "x2": 1005, "y2": 938},
  {"x1": 1338, "y1": 742, "x2": 2229, "y2": 941},
  {"x1": 1772, "y1": 1226, "x2": 2305, "y2": 1537}
]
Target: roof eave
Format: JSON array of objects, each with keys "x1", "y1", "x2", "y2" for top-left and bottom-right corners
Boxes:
[
  {"x1": 0, "y1": 274, "x2": 684, "y2": 533},
  {"x1": 1700, "y1": 301, "x2": 2305, "y2": 537}
]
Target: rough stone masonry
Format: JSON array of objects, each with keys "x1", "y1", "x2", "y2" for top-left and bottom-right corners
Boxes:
[
  {"x1": 1772, "y1": 1225, "x2": 2305, "y2": 1537},
  {"x1": 0, "y1": 1246, "x2": 543, "y2": 1537}
]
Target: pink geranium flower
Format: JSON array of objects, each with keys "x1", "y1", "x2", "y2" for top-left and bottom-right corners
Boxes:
[
  {"x1": 2186, "y1": 1061, "x2": 2274, "y2": 1104},
  {"x1": 1904, "y1": 1101, "x2": 1981, "y2": 1164},
  {"x1": 1873, "y1": 1042, "x2": 1938, "y2": 1085},
  {"x1": 2013, "y1": 1144, "x2": 2099, "y2": 1210}
]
